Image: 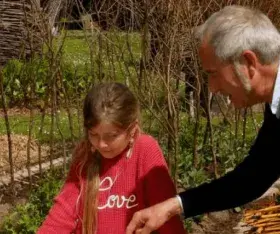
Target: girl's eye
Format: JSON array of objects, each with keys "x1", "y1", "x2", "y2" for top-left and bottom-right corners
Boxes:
[
  {"x1": 105, "y1": 134, "x2": 118, "y2": 141},
  {"x1": 108, "y1": 133, "x2": 118, "y2": 137},
  {"x1": 90, "y1": 133, "x2": 98, "y2": 138}
]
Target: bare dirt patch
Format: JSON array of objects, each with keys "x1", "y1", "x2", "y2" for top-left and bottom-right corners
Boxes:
[
  {"x1": 0, "y1": 134, "x2": 50, "y2": 177},
  {"x1": 191, "y1": 210, "x2": 242, "y2": 234}
]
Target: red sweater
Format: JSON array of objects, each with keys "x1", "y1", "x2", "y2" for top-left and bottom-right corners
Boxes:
[{"x1": 37, "y1": 134, "x2": 185, "y2": 234}]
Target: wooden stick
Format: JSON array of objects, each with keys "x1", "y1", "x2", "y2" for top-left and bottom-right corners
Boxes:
[
  {"x1": 254, "y1": 221, "x2": 280, "y2": 228},
  {"x1": 264, "y1": 226, "x2": 280, "y2": 231},
  {"x1": 258, "y1": 205, "x2": 280, "y2": 213},
  {"x1": 256, "y1": 227, "x2": 263, "y2": 233},
  {"x1": 263, "y1": 232, "x2": 280, "y2": 234},
  {"x1": 254, "y1": 217, "x2": 280, "y2": 225},
  {"x1": 261, "y1": 213, "x2": 280, "y2": 219}
]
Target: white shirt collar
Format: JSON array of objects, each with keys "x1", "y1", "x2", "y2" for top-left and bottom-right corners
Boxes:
[{"x1": 270, "y1": 61, "x2": 280, "y2": 118}]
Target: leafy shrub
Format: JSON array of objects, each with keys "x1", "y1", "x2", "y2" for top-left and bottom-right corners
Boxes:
[
  {"x1": 2, "y1": 59, "x2": 48, "y2": 108},
  {"x1": 0, "y1": 170, "x2": 64, "y2": 234}
]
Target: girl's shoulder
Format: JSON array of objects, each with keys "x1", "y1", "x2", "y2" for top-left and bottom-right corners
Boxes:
[
  {"x1": 133, "y1": 134, "x2": 162, "y2": 157},
  {"x1": 134, "y1": 134, "x2": 159, "y2": 147},
  {"x1": 133, "y1": 134, "x2": 168, "y2": 171}
]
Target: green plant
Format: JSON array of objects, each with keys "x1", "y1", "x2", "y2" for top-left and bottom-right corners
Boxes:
[
  {"x1": 0, "y1": 170, "x2": 64, "y2": 234},
  {"x1": 2, "y1": 59, "x2": 49, "y2": 108}
]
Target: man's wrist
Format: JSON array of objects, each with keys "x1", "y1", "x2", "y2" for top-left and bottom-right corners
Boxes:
[
  {"x1": 165, "y1": 197, "x2": 184, "y2": 218},
  {"x1": 175, "y1": 195, "x2": 185, "y2": 217}
]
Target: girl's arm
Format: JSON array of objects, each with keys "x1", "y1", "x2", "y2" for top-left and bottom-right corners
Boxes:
[
  {"x1": 37, "y1": 162, "x2": 82, "y2": 233},
  {"x1": 36, "y1": 140, "x2": 88, "y2": 234},
  {"x1": 140, "y1": 136, "x2": 186, "y2": 234}
]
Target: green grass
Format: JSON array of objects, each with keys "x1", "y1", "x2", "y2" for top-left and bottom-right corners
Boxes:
[
  {"x1": 0, "y1": 111, "x2": 82, "y2": 143},
  {"x1": 56, "y1": 30, "x2": 141, "y2": 81}
]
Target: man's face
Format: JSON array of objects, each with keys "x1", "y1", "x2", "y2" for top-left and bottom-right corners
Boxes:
[{"x1": 199, "y1": 43, "x2": 252, "y2": 108}]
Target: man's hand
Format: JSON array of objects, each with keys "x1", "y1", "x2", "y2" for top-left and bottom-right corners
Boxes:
[{"x1": 126, "y1": 197, "x2": 182, "y2": 234}]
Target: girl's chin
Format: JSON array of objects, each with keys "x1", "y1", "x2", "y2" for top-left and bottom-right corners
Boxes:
[{"x1": 99, "y1": 151, "x2": 117, "y2": 159}]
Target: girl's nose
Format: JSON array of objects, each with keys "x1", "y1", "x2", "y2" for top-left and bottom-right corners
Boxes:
[{"x1": 98, "y1": 138, "x2": 108, "y2": 149}]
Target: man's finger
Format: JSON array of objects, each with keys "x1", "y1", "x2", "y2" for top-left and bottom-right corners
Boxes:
[
  {"x1": 135, "y1": 228, "x2": 143, "y2": 234},
  {"x1": 135, "y1": 226, "x2": 153, "y2": 234},
  {"x1": 126, "y1": 223, "x2": 137, "y2": 234},
  {"x1": 134, "y1": 220, "x2": 157, "y2": 234},
  {"x1": 139, "y1": 221, "x2": 157, "y2": 234},
  {"x1": 139, "y1": 226, "x2": 152, "y2": 234},
  {"x1": 126, "y1": 214, "x2": 144, "y2": 234}
]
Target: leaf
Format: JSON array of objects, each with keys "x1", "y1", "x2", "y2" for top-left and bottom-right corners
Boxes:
[{"x1": 234, "y1": 207, "x2": 242, "y2": 213}]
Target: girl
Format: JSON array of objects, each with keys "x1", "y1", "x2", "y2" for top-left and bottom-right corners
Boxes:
[{"x1": 37, "y1": 82, "x2": 186, "y2": 234}]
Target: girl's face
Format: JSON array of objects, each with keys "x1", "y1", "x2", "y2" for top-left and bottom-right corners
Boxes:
[{"x1": 88, "y1": 121, "x2": 137, "y2": 159}]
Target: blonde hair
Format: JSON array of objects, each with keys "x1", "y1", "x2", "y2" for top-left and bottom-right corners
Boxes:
[{"x1": 73, "y1": 82, "x2": 140, "y2": 234}]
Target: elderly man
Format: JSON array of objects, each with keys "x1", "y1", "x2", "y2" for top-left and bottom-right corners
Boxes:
[{"x1": 126, "y1": 5, "x2": 280, "y2": 234}]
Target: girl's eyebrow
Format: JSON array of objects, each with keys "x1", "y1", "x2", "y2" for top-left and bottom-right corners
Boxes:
[
  {"x1": 105, "y1": 131, "x2": 119, "y2": 135},
  {"x1": 88, "y1": 130, "x2": 120, "y2": 135}
]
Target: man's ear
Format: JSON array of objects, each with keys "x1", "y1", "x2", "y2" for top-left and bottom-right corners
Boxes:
[{"x1": 241, "y1": 50, "x2": 259, "y2": 79}]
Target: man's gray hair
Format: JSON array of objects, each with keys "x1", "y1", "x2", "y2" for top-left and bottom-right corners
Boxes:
[{"x1": 195, "y1": 5, "x2": 280, "y2": 64}]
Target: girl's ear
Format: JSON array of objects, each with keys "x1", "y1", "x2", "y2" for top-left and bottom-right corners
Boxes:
[{"x1": 131, "y1": 121, "x2": 140, "y2": 139}]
